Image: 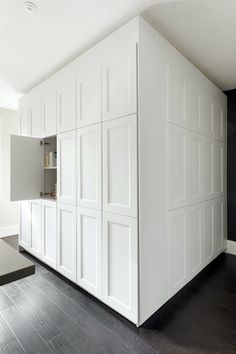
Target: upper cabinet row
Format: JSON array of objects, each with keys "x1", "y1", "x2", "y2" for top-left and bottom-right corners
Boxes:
[
  {"x1": 168, "y1": 69, "x2": 225, "y2": 140},
  {"x1": 19, "y1": 33, "x2": 137, "y2": 138}
]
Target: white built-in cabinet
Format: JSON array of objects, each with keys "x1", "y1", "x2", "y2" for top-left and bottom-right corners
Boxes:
[
  {"x1": 57, "y1": 130, "x2": 76, "y2": 205},
  {"x1": 19, "y1": 200, "x2": 42, "y2": 258},
  {"x1": 19, "y1": 201, "x2": 30, "y2": 249},
  {"x1": 76, "y1": 47, "x2": 102, "y2": 128},
  {"x1": 57, "y1": 65, "x2": 77, "y2": 134},
  {"x1": 77, "y1": 207, "x2": 102, "y2": 297},
  {"x1": 28, "y1": 200, "x2": 42, "y2": 259},
  {"x1": 101, "y1": 26, "x2": 137, "y2": 121},
  {"x1": 28, "y1": 94, "x2": 42, "y2": 138},
  {"x1": 41, "y1": 80, "x2": 57, "y2": 137},
  {"x1": 42, "y1": 200, "x2": 57, "y2": 269},
  {"x1": 57, "y1": 203, "x2": 76, "y2": 281},
  {"x1": 103, "y1": 115, "x2": 137, "y2": 217},
  {"x1": 102, "y1": 212, "x2": 138, "y2": 322},
  {"x1": 15, "y1": 17, "x2": 227, "y2": 326},
  {"x1": 77, "y1": 124, "x2": 101, "y2": 210}
]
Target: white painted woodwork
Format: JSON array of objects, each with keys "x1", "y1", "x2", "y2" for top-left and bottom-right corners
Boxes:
[
  {"x1": 212, "y1": 102, "x2": 224, "y2": 140},
  {"x1": 213, "y1": 141, "x2": 224, "y2": 196},
  {"x1": 213, "y1": 199, "x2": 224, "y2": 254},
  {"x1": 138, "y1": 18, "x2": 169, "y2": 325},
  {"x1": 103, "y1": 115, "x2": 137, "y2": 217},
  {"x1": 42, "y1": 200, "x2": 57, "y2": 269},
  {"x1": 102, "y1": 212, "x2": 138, "y2": 322},
  {"x1": 29, "y1": 200, "x2": 42, "y2": 259},
  {"x1": 76, "y1": 47, "x2": 102, "y2": 128},
  {"x1": 168, "y1": 72, "x2": 186, "y2": 127},
  {"x1": 19, "y1": 99, "x2": 30, "y2": 137},
  {"x1": 168, "y1": 124, "x2": 187, "y2": 209},
  {"x1": 186, "y1": 205, "x2": 201, "y2": 278},
  {"x1": 57, "y1": 66, "x2": 77, "y2": 133},
  {"x1": 201, "y1": 201, "x2": 213, "y2": 265},
  {"x1": 168, "y1": 198, "x2": 225, "y2": 298},
  {"x1": 28, "y1": 93, "x2": 42, "y2": 138},
  {"x1": 185, "y1": 85, "x2": 201, "y2": 132},
  {"x1": 168, "y1": 208, "x2": 186, "y2": 296},
  {"x1": 16, "y1": 17, "x2": 227, "y2": 326},
  {"x1": 187, "y1": 131, "x2": 202, "y2": 203},
  {"x1": 202, "y1": 96, "x2": 213, "y2": 137},
  {"x1": 102, "y1": 19, "x2": 137, "y2": 122},
  {"x1": 202, "y1": 136, "x2": 214, "y2": 199},
  {"x1": 57, "y1": 203, "x2": 76, "y2": 281},
  {"x1": 19, "y1": 201, "x2": 30, "y2": 250},
  {"x1": 10, "y1": 135, "x2": 44, "y2": 201},
  {"x1": 77, "y1": 207, "x2": 102, "y2": 298},
  {"x1": 77, "y1": 124, "x2": 101, "y2": 210},
  {"x1": 41, "y1": 81, "x2": 57, "y2": 137},
  {"x1": 57, "y1": 130, "x2": 76, "y2": 205}
]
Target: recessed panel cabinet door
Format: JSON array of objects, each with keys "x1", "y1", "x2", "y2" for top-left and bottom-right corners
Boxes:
[
  {"x1": 57, "y1": 203, "x2": 76, "y2": 281},
  {"x1": 213, "y1": 199, "x2": 224, "y2": 255},
  {"x1": 57, "y1": 130, "x2": 76, "y2": 205},
  {"x1": 20, "y1": 107, "x2": 30, "y2": 137},
  {"x1": 76, "y1": 49, "x2": 102, "y2": 128},
  {"x1": 42, "y1": 200, "x2": 57, "y2": 269},
  {"x1": 57, "y1": 68, "x2": 77, "y2": 133},
  {"x1": 77, "y1": 124, "x2": 101, "y2": 210},
  {"x1": 168, "y1": 124, "x2": 187, "y2": 210},
  {"x1": 102, "y1": 42, "x2": 137, "y2": 121},
  {"x1": 102, "y1": 212, "x2": 138, "y2": 323},
  {"x1": 29, "y1": 95, "x2": 42, "y2": 138},
  {"x1": 77, "y1": 207, "x2": 102, "y2": 298},
  {"x1": 19, "y1": 201, "x2": 30, "y2": 250},
  {"x1": 42, "y1": 87, "x2": 57, "y2": 137},
  {"x1": 103, "y1": 115, "x2": 137, "y2": 217},
  {"x1": 10, "y1": 135, "x2": 44, "y2": 201},
  {"x1": 29, "y1": 200, "x2": 42, "y2": 259}
]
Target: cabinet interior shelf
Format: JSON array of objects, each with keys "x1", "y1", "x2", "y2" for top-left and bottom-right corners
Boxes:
[{"x1": 44, "y1": 167, "x2": 57, "y2": 170}]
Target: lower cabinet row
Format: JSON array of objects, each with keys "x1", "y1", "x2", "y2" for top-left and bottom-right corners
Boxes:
[{"x1": 19, "y1": 199, "x2": 138, "y2": 323}]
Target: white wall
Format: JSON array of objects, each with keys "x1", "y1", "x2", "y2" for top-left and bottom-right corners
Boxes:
[{"x1": 0, "y1": 108, "x2": 19, "y2": 237}]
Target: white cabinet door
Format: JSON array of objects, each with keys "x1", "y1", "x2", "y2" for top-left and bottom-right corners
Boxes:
[
  {"x1": 103, "y1": 115, "x2": 137, "y2": 217},
  {"x1": 19, "y1": 201, "x2": 30, "y2": 250},
  {"x1": 213, "y1": 141, "x2": 224, "y2": 197},
  {"x1": 186, "y1": 205, "x2": 201, "y2": 279},
  {"x1": 29, "y1": 94, "x2": 42, "y2": 138},
  {"x1": 57, "y1": 67, "x2": 77, "y2": 134},
  {"x1": 187, "y1": 132, "x2": 202, "y2": 204},
  {"x1": 201, "y1": 201, "x2": 213, "y2": 265},
  {"x1": 102, "y1": 212, "x2": 138, "y2": 323},
  {"x1": 212, "y1": 102, "x2": 224, "y2": 140},
  {"x1": 76, "y1": 48, "x2": 102, "y2": 128},
  {"x1": 42, "y1": 85, "x2": 57, "y2": 137},
  {"x1": 57, "y1": 203, "x2": 76, "y2": 281},
  {"x1": 213, "y1": 199, "x2": 224, "y2": 255},
  {"x1": 167, "y1": 208, "x2": 187, "y2": 296},
  {"x1": 168, "y1": 124, "x2": 187, "y2": 210},
  {"x1": 19, "y1": 98, "x2": 30, "y2": 137},
  {"x1": 29, "y1": 200, "x2": 42, "y2": 259},
  {"x1": 42, "y1": 200, "x2": 57, "y2": 269},
  {"x1": 57, "y1": 130, "x2": 76, "y2": 205},
  {"x1": 202, "y1": 137, "x2": 214, "y2": 199},
  {"x1": 77, "y1": 207, "x2": 102, "y2": 298},
  {"x1": 77, "y1": 124, "x2": 101, "y2": 210},
  {"x1": 102, "y1": 40, "x2": 137, "y2": 122},
  {"x1": 10, "y1": 135, "x2": 44, "y2": 201}
]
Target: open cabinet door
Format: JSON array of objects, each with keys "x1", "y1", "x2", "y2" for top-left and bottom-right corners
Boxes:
[{"x1": 10, "y1": 135, "x2": 44, "y2": 201}]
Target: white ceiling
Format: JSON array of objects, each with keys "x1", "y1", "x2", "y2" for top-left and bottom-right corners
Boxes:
[
  {"x1": 0, "y1": 0, "x2": 235, "y2": 110},
  {"x1": 0, "y1": 0, "x2": 157, "y2": 110},
  {"x1": 143, "y1": 0, "x2": 236, "y2": 92}
]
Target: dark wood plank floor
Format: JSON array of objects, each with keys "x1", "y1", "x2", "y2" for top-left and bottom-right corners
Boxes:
[{"x1": 0, "y1": 243, "x2": 236, "y2": 354}]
